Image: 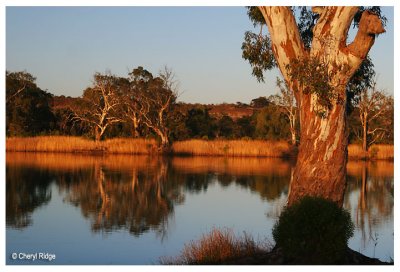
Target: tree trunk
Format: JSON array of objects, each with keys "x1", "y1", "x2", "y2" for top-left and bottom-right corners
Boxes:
[
  {"x1": 287, "y1": 90, "x2": 348, "y2": 206},
  {"x1": 258, "y1": 6, "x2": 384, "y2": 206},
  {"x1": 158, "y1": 131, "x2": 169, "y2": 148},
  {"x1": 291, "y1": 133, "x2": 296, "y2": 146},
  {"x1": 362, "y1": 115, "x2": 368, "y2": 152},
  {"x1": 290, "y1": 125, "x2": 297, "y2": 146},
  {"x1": 132, "y1": 115, "x2": 140, "y2": 138},
  {"x1": 149, "y1": 125, "x2": 169, "y2": 149},
  {"x1": 95, "y1": 127, "x2": 101, "y2": 142}
]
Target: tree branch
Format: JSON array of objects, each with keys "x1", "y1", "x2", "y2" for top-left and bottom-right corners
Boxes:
[
  {"x1": 347, "y1": 10, "x2": 385, "y2": 60},
  {"x1": 6, "y1": 85, "x2": 26, "y2": 103},
  {"x1": 258, "y1": 6, "x2": 307, "y2": 82},
  {"x1": 311, "y1": 6, "x2": 359, "y2": 57}
]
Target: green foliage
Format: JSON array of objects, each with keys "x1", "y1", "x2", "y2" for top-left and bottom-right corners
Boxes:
[
  {"x1": 286, "y1": 56, "x2": 336, "y2": 115},
  {"x1": 242, "y1": 7, "x2": 383, "y2": 115},
  {"x1": 235, "y1": 116, "x2": 255, "y2": 138},
  {"x1": 7, "y1": 62, "x2": 392, "y2": 145},
  {"x1": 217, "y1": 115, "x2": 235, "y2": 139},
  {"x1": 6, "y1": 71, "x2": 55, "y2": 136},
  {"x1": 250, "y1": 96, "x2": 270, "y2": 108},
  {"x1": 185, "y1": 108, "x2": 217, "y2": 139},
  {"x1": 242, "y1": 31, "x2": 276, "y2": 82},
  {"x1": 272, "y1": 196, "x2": 354, "y2": 264},
  {"x1": 295, "y1": 7, "x2": 319, "y2": 49},
  {"x1": 246, "y1": 7, "x2": 265, "y2": 27},
  {"x1": 167, "y1": 107, "x2": 190, "y2": 141},
  {"x1": 347, "y1": 56, "x2": 376, "y2": 112},
  {"x1": 254, "y1": 106, "x2": 290, "y2": 140}
]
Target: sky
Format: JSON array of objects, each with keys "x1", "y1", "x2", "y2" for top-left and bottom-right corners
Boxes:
[{"x1": 5, "y1": 6, "x2": 394, "y2": 105}]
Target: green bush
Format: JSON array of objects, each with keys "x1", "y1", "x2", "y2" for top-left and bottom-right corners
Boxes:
[{"x1": 272, "y1": 196, "x2": 354, "y2": 264}]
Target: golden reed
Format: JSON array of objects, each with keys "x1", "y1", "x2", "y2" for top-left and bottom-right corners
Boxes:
[
  {"x1": 171, "y1": 139, "x2": 292, "y2": 157},
  {"x1": 6, "y1": 136, "x2": 393, "y2": 160},
  {"x1": 6, "y1": 136, "x2": 157, "y2": 154},
  {"x1": 348, "y1": 144, "x2": 394, "y2": 160}
]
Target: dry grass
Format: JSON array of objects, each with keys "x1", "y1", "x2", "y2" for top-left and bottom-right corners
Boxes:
[
  {"x1": 348, "y1": 144, "x2": 394, "y2": 160},
  {"x1": 160, "y1": 228, "x2": 270, "y2": 265},
  {"x1": 6, "y1": 136, "x2": 158, "y2": 154},
  {"x1": 172, "y1": 139, "x2": 292, "y2": 157},
  {"x1": 6, "y1": 137, "x2": 393, "y2": 160}
]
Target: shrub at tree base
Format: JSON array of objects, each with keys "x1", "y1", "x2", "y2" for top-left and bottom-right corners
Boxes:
[{"x1": 272, "y1": 196, "x2": 354, "y2": 264}]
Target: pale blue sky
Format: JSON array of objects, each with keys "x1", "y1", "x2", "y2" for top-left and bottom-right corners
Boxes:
[{"x1": 6, "y1": 6, "x2": 394, "y2": 104}]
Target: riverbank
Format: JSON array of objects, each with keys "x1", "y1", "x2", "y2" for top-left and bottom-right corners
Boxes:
[
  {"x1": 6, "y1": 136, "x2": 394, "y2": 160},
  {"x1": 160, "y1": 228, "x2": 392, "y2": 265},
  {"x1": 213, "y1": 246, "x2": 392, "y2": 265}
]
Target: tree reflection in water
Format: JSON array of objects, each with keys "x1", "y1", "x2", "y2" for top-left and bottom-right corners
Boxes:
[
  {"x1": 59, "y1": 158, "x2": 182, "y2": 239},
  {"x1": 6, "y1": 153, "x2": 393, "y2": 245},
  {"x1": 6, "y1": 165, "x2": 53, "y2": 228},
  {"x1": 345, "y1": 161, "x2": 394, "y2": 250}
]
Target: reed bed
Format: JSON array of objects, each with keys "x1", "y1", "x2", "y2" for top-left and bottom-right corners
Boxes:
[
  {"x1": 6, "y1": 137, "x2": 393, "y2": 160},
  {"x1": 160, "y1": 228, "x2": 270, "y2": 265},
  {"x1": 348, "y1": 144, "x2": 394, "y2": 160},
  {"x1": 171, "y1": 139, "x2": 292, "y2": 157},
  {"x1": 6, "y1": 136, "x2": 158, "y2": 154}
]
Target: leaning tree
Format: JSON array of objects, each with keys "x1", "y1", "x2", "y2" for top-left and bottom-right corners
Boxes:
[{"x1": 242, "y1": 6, "x2": 386, "y2": 206}]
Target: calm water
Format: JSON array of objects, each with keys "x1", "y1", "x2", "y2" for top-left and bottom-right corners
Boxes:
[{"x1": 6, "y1": 153, "x2": 394, "y2": 264}]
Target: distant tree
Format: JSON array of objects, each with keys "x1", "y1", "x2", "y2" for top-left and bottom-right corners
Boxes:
[
  {"x1": 235, "y1": 115, "x2": 255, "y2": 138},
  {"x1": 217, "y1": 115, "x2": 236, "y2": 139},
  {"x1": 185, "y1": 108, "x2": 217, "y2": 139},
  {"x1": 125, "y1": 66, "x2": 152, "y2": 138},
  {"x1": 130, "y1": 66, "x2": 178, "y2": 147},
  {"x1": 6, "y1": 71, "x2": 55, "y2": 136},
  {"x1": 235, "y1": 101, "x2": 249, "y2": 108},
  {"x1": 51, "y1": 95, "x2": 86, "y2": 136},
  {"x1": 167, "y1": 105, "x2": 190, "y2": 141},
  {"x1": 71, "y1": 72, "x2": 125, "y2": 141},
  {"x1": 269, "y1": 77, "x2": 298, "y2": 145},
  {"x1": 352, "y1": 82, "x2": 393, "y2": 151},
  {"x1": 250, "y1": 96, "x2": 270, "y2": 108},
  {"x1": 254, "y1": 105, "x2": 291, "y2": 141},
  {"x1": 6, "y1": 71, "x2": 36, "y2": 103}
]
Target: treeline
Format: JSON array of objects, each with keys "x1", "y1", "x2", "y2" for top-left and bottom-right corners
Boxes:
[{"x1": 6, "y1": 69, "x2": 394, "y2": 150}]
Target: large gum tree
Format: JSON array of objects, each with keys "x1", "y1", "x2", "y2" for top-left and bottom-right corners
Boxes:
[{"x1": 243, "y1": 6, "x2": 386, "y2": 206}]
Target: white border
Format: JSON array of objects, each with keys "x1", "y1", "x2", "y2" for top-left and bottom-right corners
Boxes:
[{"x1": 1, "y1": 1, "x2": 398, "y2": 272}]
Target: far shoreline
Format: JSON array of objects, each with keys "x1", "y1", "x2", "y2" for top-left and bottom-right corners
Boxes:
[{"x1": 5, "y1": 136, "x2": 394, "y2": 161}]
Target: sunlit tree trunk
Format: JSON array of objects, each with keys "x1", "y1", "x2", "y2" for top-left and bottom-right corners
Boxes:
[
  {"x1": 95, "y1": 127, "x2": 101, "y2": 142},
  {"x1": 362, "y1": 113, "x2": 368, "y2": 152},
  {"x1": 356, "y1": 83, "x2": 391, "y2": 153},
  {"x1": 132, "y1": 114, "x2": 140, "y2": 138},
  {"x1": 259, "y1": 6, "x2": 384, "y2": 206}
]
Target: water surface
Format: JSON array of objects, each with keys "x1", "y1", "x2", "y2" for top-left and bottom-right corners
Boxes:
[{"x1": 6, "y1": 153, "x2": 394, "y2": 264}]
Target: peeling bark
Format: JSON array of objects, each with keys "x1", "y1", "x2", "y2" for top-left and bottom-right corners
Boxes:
[{"x1": 259, "y1": 6, "x2": 385, "y2": 206}]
